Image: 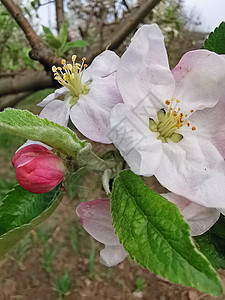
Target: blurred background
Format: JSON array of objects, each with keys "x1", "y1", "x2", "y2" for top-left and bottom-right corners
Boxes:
[{"x1": 0, "y1": 0, "x2": 225, "y2": 299}]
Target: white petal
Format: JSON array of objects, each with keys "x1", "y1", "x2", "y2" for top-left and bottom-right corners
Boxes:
[
  {"x1": 172, "y1": 50, "x2": 225, "y2": 111},
  {"x1": 100, "y1": 245, "x2": 128, "y2": 267},
  {"x1": 162, "y1": 193, "x2": 220, "y2": 236},
  {"x1": 189, "y1": 99, "x2": 225, "y2": 158},
  {"x1": 109, "y1": 103, "x2": 162, "y2": 175},
  {"x1": 70, "y1": 73, "x2": 122, "y2": 144},
  {"x1": 38, "y1": 87, "x2": 68, "y2": 107},
  {"x1": 76, "y1": 199, "x2": 120, "y2": 246},
  {"x1": 16, "y1": 140, "x2": 51, "y2": 152},
  {"x1": 155, "y1": 136, "x2": 225, "y2": 208},
  {"x1": 82, "y1": 50, "x2": 120, "y2": 83},
  {"x1": 117, "y1": 24, "x2": 175, "y2": 106},
  {"x1": 39, "y1": 99, "x2": 70, "y2": 127}
]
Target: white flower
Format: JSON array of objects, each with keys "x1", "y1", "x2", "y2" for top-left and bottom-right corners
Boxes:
[
  {"x1": 109, "y1": 24, "x2": 225, "y2": 209},
  {"x1": 38, "y1": 50, "x2": 122, "y2": 144},
  {"x1": 76, "y1": 199, "x2": 128, "y2": 267}
]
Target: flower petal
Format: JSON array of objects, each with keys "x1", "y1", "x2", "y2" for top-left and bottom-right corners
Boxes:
[
  {"x1": 76, "y1": 199, "x2": 120, "y2": 246},
  {"x1": 162, "y1": 193, "x2": 220, "y2": 236},
  {"x1": 172, "y1": 50, "x2": 225, "y2": 111},
  {"x1": 100, "y1": 245, "x2": 128, "y2": 267},
  {"x1": 39, "y1": 99, "x2": 70, "y2": 127},
  {"x1": 70, "y1": 73, "x2": 122, "y2": 143},
  {"x1": 109, "y1": 103, "x2": 162, "y2": 175},
  {"x1": 38, "y1": 87, "x2": 68, "y2": 107},
  {"x1": 117, "y1": 24, "x2": 175, "y2": 106},
  {"x1": 82, "y1": 50, "x2": 120, "y2": 83},
  {"x1": 189, "y1": 99, "x2": 225, "y2": 158},
  {"x1": 155, "y1": 135, "x2": 225, "y2": 208}
]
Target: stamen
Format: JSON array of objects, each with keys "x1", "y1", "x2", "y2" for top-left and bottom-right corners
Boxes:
[
  {"x1": 148, "y1": 96, "x2": 196, "y2": 143},
  {"x1": 165, "y1": 100, "x2": 170, "y2": 105},
  {"x1": 51, "y1": 55, "x2": 90, "y2": 103}
]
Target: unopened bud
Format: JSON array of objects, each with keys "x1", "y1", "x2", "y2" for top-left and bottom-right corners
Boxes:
[{"x1": 12, "y1": 144, "x2": 66, "y2": 194}]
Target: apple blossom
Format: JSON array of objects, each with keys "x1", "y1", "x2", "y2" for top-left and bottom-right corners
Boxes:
[
  {"x1": 76, "y1": 193, "x2": 220, "y2": 267},
  {"x1": 109, "y1": 24, "x2": 225, "y2": 209},
  {"x1": 12, "y1": 144, "x2": 66, "y2": 194},
  {"x1": 76, "y1": 199, "x2": 128, "y2": 267},
  {"x1": 38, "y1": 50, "x2": 122, "y2": 143}
]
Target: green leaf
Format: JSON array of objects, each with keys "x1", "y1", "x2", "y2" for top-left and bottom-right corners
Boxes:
[
  {"x1": 0, "y1": 185, "x2": 63, "y2": 259},
  {"x1": 59, "y1": 22, "x2": 68, "y2": 47},
  {"x1": 0, "y1": 108, "x2": 86, "y2": 158},
  {"x1": 111, "y1": 170, "x2": 222, "y2": 296},
  {"x1": 203, "y1": 22, "x2": 225, "y2": 54},
  {"x1": 44, "y1": 35, "x2": 62, "y2": 49},
  {"x1": 195, "y1": 215, "x2": 225, "y2": 269},
  {"x1": 64, "y1": 40, "x2": 88, "y2": 52},
  {"x1": 42, "y1": 25, "x2": 54, "y2": 37}
]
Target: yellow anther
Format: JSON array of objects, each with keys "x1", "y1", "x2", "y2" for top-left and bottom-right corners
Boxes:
[
  {"x1": 63, "y1": 73, "x2": 69, "y2": 81},
  {"x1": 52, "y1": 66, "x2": 57, "y2": 72},
  {"x1": 178, "y1": 108, "x2": 180, "y2": 112},
  {"x1": 171, "y1": 97, "x2": 176, "y2": 101},
  {"x1": 176, "y1": 99, "x2": 180, "y2": 103},
  {"x1": 57, "y1": 67, "x2": 62, "y2": 71},
  {"x1": 190, "y1": 109, "x2": 194, "y2": 113},
  {"x1": 61, "y1": 59, "x2": 66, "y2": 65},
  {"x1": 187, "y1": 123, "x2": 190, "y2": 127},
  {"x1": 165, "y1": 100, "x2": 170, "y2": 105},
  {"x1": 192, "y1": 126, "x2": 196, "y2": 131},
  {"x1": 72, "y1": 55, "x2": 77, "y2": 62},
  {"x1": 63, "y1": 66, "x2": 66, "y2": 70},
  {"x1": 169, "y1": 107, "x2": 173, "y2": 110},
  {"x1": 67, "y1": 64, "x2": 73, "y2": 71},
  {"x1": 75, "y1": 63, "x2": 81, "y2": 67},
  {"x1": 172, "y1": 111, "x2": 178, "y2": 117},
  {"x1": 84, "y1": 64, "x2": 88, "y2": 68},
  {"x1": 82, "y1": 57, "x2": 86, "y2": 61}
]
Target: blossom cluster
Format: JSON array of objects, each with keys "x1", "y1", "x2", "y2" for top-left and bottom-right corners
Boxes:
[{"x1": 13, "y1": 24, "x2": 225, "y2": 267}]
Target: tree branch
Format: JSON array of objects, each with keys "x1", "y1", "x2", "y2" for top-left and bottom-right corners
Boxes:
[
  {"x1": 0, "y1": 70, "x2": 56, "y2": 96},
  {"x1": 1, "y1": 0, "x2": 62, "y2": 68},
  {"x1": 86, "y1": 0, "x2": 161, "y2": 62},
  {"x1": 0, "y1": 91, "x2": 33, "y2": 111},
  {"x1": 55, "y1": 0, "x2": 64, "y2": 32}
]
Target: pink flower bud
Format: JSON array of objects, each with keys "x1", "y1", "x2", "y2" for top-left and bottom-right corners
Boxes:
[{"x1": 12, "y1": 144, "x2": 66, "y2": 194}]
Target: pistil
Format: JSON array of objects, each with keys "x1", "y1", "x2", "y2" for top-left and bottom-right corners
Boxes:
[{"x1": 149, "y1": 97, "x2": 196, "y2": 143}]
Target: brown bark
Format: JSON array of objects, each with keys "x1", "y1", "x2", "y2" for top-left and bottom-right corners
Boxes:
[
  {"x1": 55, "y1": 0, "x2": 64, "y2": 32},
  {"x1": 0, "y1": 70, "x2": 55, "y2": 96}
]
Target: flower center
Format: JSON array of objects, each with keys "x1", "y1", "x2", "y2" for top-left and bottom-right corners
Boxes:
[
  {"x1": 52, "y1": 55, "x2": 90, "y2": 105},
  {"x1": 149, "y1": 97, "x2": 196, "y2": 143}
]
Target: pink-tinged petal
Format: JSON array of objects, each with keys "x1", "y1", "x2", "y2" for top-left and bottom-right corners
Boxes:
[
  {"x1": 39, "y1": 99, "x2": 71, "y2": 127},
  {"x1": 155, "y1": 135, "x2": 225, "y2": 208},
  {"x1": 38, "y1": 87, "x2": 68, "y2": 107},
  {"x1": 162, "y1": 193, "x2": 220, "y2": 236},
  {"x1": 100, "y1": 245, "x2": 128, "y2": 267},
  {"x1": 117, "y1": 24, "x2": 175, "y2": 106},
  {"x1": 76, "y1": 199, "x2": 120, "y2": 246},
  {"x1": 109, "y1": 103, "x2": 162, "y2": 175},
  {"x1": 82, "y1": 50, "x2": 120, "y2": 83},
  {"x1": 189, "y1": 99, "x2": 225, "y2": 158},
  {"x1": 12, "y1": 144, "x2": 66, "y2": 194},
  {"x1": 172, "y1": 50, "x2": 225, "y2": 111},
  {"x1": 70, "y1": 73, "x2": 122, "y2": 144}
]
